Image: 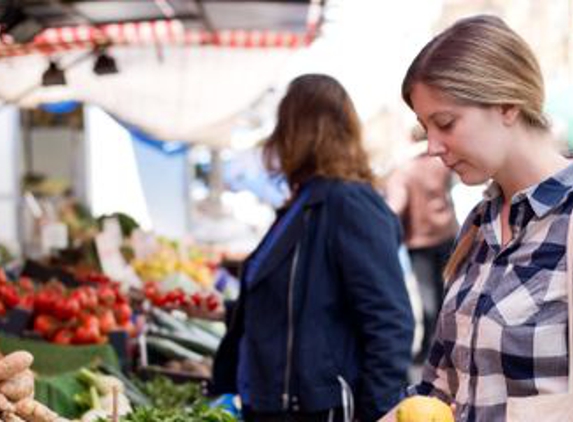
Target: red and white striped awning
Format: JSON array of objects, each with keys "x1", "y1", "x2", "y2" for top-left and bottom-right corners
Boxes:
[{"x1": 0, "y1": 19, "x2": 319, "y2": 58}]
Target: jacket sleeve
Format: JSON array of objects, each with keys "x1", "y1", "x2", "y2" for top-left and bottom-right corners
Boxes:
[{"x1": 332, "y1": 185, "x2": 415, "y2": 421}]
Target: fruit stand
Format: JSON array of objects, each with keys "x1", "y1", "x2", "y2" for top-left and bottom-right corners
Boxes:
[{"x1": 0, "y1": 207, "x2": 238, "y2": 421}]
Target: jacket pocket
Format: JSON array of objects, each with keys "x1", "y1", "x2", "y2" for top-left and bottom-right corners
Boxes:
[{"x1": 298, "y1": 329, "x2": 338, "y2": 387}]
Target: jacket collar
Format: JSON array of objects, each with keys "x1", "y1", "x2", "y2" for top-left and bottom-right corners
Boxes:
[
  {"x1": 246, "y1": 177, "x2": 332, "y2": 290},
  {"x1": 304, "y1": 176, "x2": 331, "y2": 207}
]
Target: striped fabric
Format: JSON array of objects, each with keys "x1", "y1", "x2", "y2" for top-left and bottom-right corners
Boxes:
[{"x1": 409, "y1": 163, "x2": 573, "y2": 421}]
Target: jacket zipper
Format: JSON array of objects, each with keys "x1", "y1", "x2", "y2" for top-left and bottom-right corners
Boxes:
[{"x1": 282, "y1": 242, "x2": 301, "y2": 410}]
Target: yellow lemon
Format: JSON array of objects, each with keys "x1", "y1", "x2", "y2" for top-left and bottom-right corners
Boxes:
[{"x1": 396, "y1": 396, "x2": 454, "y2": 422}]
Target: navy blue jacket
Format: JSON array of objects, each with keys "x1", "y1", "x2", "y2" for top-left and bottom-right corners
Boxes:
[{"x1": 212, "y1": 178, "x2": 414, "y2": 422}]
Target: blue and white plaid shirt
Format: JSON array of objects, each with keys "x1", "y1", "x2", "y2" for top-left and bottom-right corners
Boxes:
[{"x1": 410, "y1": 163, "x2": 573, "y2": 422}]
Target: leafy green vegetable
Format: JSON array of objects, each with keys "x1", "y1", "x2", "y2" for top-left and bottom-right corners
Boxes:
[
  {"x1": 117, "y1": 401, "x2": 235, "y2": 422},
  {"x1": 134, "y1": 375, "x2": 202, "y2": 409},
  {"x1": 0, "y1": 243, "x2": 13, "y2": 266},
  {"x1": 97, "y1": 212, "x2": 140, "y2": 238}
]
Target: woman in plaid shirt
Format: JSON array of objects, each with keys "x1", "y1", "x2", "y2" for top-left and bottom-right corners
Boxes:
[{"x1": 381, "y1": 15, "x2": 572, "y2": 422}]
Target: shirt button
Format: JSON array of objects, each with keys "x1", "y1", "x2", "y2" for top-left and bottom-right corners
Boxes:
[
  {"x1": 292, "y1": 404, "x2": 300, "y2": 412},
  {"x1": 292, "y1": 396, "x2": 299, "y2": 403}
]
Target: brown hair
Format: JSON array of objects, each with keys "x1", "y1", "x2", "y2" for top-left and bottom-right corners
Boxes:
[
  {"x1": 401, "y1": 15, "x2": 549, "y2": 281},
  {"x1": 263, "y1": 73, "x2": 374, "y2": 190},
  {"x1": 402, "y1": 15, "x2": 549, "y2": 131}
]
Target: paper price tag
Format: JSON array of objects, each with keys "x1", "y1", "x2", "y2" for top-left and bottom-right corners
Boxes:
[
  {"x1": 95, "y1": 232, "x2": 127, "y2": 280},
  {"x1": 102, "y1": 217, "x2": 123, "y2": 248},
  {"x1": 41, "y1": 222, "x2": 68, "y2": 252}
]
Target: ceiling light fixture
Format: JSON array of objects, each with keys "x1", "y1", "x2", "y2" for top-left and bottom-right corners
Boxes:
[
  {"x1": 41, "y1": 61, "x2": 66, "y2": 86},
  {"x1": 93, "y1": 51, "x2": 118, "y2": 75}
]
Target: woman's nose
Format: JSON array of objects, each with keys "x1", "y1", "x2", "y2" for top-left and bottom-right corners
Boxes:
[{"x1": 427, "y1": 135, "x2": 447, "y2": 157}]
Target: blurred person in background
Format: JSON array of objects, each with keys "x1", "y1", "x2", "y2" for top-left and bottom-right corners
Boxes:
[
  {"x1": 185, "y1": 73, "x2": 414, "y2": 422},
  {"x1": 385, "y1": 125, "x2": 459, "y2": 363},
  {"x1": 381, "y1": 15, "x2": 573, "y2": 422}
]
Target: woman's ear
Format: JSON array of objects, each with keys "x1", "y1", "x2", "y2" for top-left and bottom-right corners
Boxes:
[{"x1": 499, "y1": 104, "x2": 520, "y2": 126}]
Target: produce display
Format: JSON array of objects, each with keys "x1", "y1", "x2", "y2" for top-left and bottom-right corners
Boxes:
[
  {"x1": 117, "y1": 402, "x2": 235, "y2": 422},
  {"x1": 143, "y1": 308, "x2": 222, "y2": 379},
  {"x1": 0, "y1": 207, "x2": 241, "y2": 422},
  {"x1": 143, "y1": 282, "x2": 222, "y2": 312},
  {"x1": 120, "y1": 374, "x2": 233, "y2": 422},
  {"x1": 0, "y1": 271, "x2": 135, "y2": 346},
  {"x1": 133, "y1": 374, "x2": 201, "y2": 408},
  {"x1": 75, "y1": 368, "x2": 132, "y2": 422},
  {"x1": 130, "y1": 239, "x2": 219, "y2": 289},
  {"x1": 396, "y1": 396, "x2": 454, "y2": 422}
]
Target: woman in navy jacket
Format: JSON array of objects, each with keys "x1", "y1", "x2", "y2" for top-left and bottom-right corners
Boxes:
[{"x1": 197, "y1": 74, "x2": 414, "y2": 422}]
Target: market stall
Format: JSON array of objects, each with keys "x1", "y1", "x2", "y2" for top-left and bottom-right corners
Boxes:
[{"x1": 0, "y1": 2, "x2": 327, "y2": 421}]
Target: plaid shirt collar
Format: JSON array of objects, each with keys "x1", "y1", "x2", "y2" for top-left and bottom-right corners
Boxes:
[{"x1": 482, "y1": 162, "x2": 573, "y2": 218}]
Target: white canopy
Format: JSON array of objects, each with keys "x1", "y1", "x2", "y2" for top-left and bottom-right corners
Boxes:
[{"x1": 0, "y1": 0, "x2": 444, "y2": 148}]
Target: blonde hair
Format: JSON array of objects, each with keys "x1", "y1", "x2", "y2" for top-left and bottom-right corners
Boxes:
[
  {"x1": 402, "y1": 15, "x2": 549, "y2": 281},
  {"x1": 443, "y1": 224, "x2": 478, "y2": 282},
  {"x1": 402, "y1": 15, "x2": 549, "y2": 131}
]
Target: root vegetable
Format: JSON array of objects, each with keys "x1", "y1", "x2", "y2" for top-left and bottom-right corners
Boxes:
[
  {"x1": 0, "y1": 392, "x2": 15, "y2": 412},
  {"x1": 1, "y1": 369, "x2": 35, "y2": 401},
  {"x1": 4, "y1": 413, "x2": 26, "y2": 422},
  {"x1": 0, "y1": 352, "x2": 34, "y2": 381},
  {"x1": 15, "y1": 398, "x2": 60, "y2": 422}
]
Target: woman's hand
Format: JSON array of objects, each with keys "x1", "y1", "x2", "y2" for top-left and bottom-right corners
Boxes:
[{"x1": 378, "y1": 406, "x2": 398, "y2": 422}]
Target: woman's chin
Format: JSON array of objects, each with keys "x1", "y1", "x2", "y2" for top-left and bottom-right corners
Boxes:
[{"x1": 457, "y1": 170, "x2": 488, "y2": 186}]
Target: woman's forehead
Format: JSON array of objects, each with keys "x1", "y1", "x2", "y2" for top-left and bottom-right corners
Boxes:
[{"x1": 411, "y1": 84, "x2": 459, "y2": 116}]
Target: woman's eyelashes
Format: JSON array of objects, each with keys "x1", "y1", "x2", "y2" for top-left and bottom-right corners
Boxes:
[{"x1": 435, "y1": 118, "x2": 455, "y2": 132}]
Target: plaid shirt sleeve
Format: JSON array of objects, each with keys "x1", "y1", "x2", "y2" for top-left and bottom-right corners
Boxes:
[
  {"x1": 405, "y1": 203, "x2": 486, "y2": 403},
  {"x1": 406, "y1": 319, "x2": 455, "y2": 404}
]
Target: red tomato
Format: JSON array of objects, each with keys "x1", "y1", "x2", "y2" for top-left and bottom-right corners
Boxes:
[
  {"x1": 151, "y1": 294, "x2": 168, "y2": 307},
  {"x1": 17, "y1": 277, "x2": 34, "y2": 293},
  {"x1": 144, "y1": 281, "x2": 158, "y2": 297},
  {"x1": 53, "y1": 297, "x2": 81, "y2": 320},
  {"x1": 114, "y1": 302, "x2": 132, "y2": 324},
  {"x1": 165, "y1": 289, "x2": 185, "y2": 306},
  {"x1": 34, "y1": 291, "x2": 56, "y2": 314},
  {"x1": 0, "y1": 285, "x2": 19, "y2": 308},
  {"x1": 18, "y1": 294, "x2": 34, "y2": 311},
  {"x1": 190, "y1": 293, "x2": 202, "y2": 307},
  {"x1": 205, "y1": 293, "x2": 220, "y2": 312},
  {"x1": 83, "y1": 288, "x2": 99, "y2": 310},
  {"x1": 115, "y1": 293, "x2": 128, "y2": 305},
  {"x1": 80, "y1": 313, "x2": 100, "y2": 329},
  {"x1": 73, "y1": 322, "x2": 101, "y2": 344},
  {"x1": 99, "y1": 286, "x2": 116, "y2": 306},
  {"x1": 119, "y1": 320, "x2": 137, "y2": 338},
  {"x1": 33, "y1": 314, "x2": 59, "y2": 338},
  {"x1": 45, "y1": 281, "x2": 66, "y2": 296},
  {"x1": 98, "y1": 310, "x2": 117, "y2": 334},
  {"x1": 52, "y1": 328, "x2": 74, "y2": 345}
]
